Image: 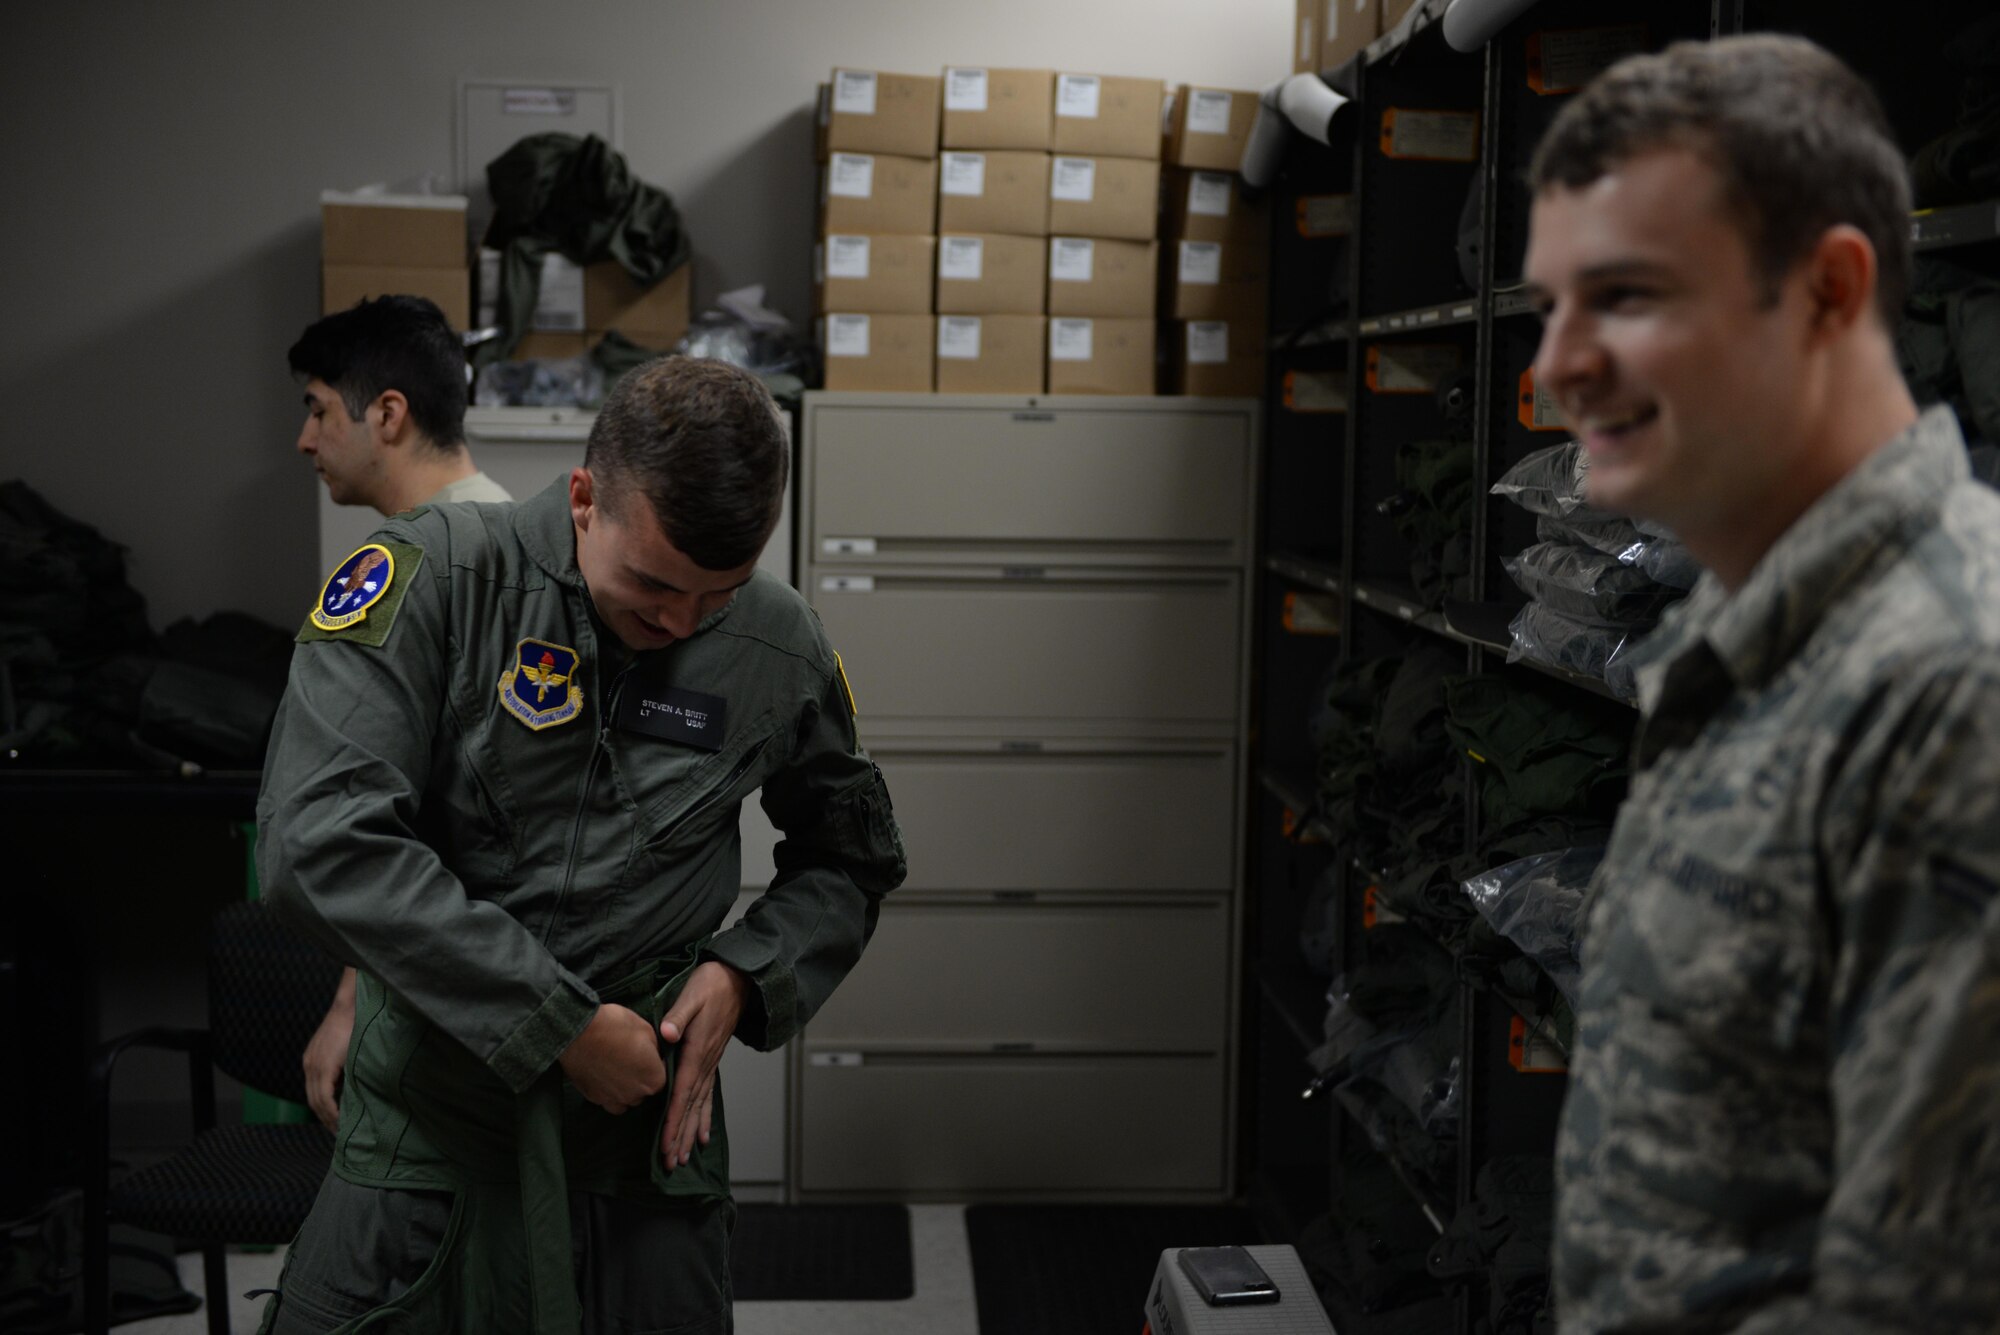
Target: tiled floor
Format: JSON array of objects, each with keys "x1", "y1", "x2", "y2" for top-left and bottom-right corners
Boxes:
[{"x1": 122, "y1": 1203, "x2": 981, "y2": 1335}]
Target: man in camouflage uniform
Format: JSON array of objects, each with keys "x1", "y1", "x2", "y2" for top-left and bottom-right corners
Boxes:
[{"x1": 1522, "y1": 36, "x2": 2000, "y2": 1332}]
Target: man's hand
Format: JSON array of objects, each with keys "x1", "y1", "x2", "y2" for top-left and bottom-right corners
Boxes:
[
  {"x1": 559, "y1": 1003, "x2": 667, "y2": 1114},
  {"x1": 658, "y1": 961, "x2": 750, "y2": 1171},
  {"x1": 302, "y1": 967, "x2": 358, "y2": 1131}
]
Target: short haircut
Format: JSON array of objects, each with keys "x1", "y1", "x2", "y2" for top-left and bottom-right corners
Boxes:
[
  {"x1": 583, "y1": 357, "x2": 788, "y2": 571},
  {"x1": 1529, "y1": 34, "x2": 1911, "y2": 329},
  {"x1": 288, "y1": 296, "x2": 468, "y2": 451}
]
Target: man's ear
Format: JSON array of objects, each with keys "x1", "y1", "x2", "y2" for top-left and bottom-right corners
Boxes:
[
  {"x1": 371, "y1": 390, "x2": 412, "y2": 445},
  {"x1": 569, "y1": 466, "x2": 596, "y2": 532},
  {"x1": 1804, "y1": 224, "x2": 1876, "y2": 340}
]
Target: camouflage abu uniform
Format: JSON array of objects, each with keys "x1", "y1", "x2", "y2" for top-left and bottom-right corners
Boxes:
[{"x1": 1556, "y1": 406, "x2": 2000, "y2": 1333}]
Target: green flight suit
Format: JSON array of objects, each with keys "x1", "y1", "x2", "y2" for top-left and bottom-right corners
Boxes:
[{"x1": 252, "y1": 480, "x2": 907, "y2": 1333}]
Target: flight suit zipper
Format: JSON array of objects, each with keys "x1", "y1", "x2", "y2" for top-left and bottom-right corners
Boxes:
[{"x1": 543, "y1": 660, "x2": 632, "y2": 948}]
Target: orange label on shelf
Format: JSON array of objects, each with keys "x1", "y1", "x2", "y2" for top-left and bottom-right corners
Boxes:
[
  {"x1": 1295, "y1": 193, "x2": 1355, "y2": 238},
  {"x1": 1379, "y1": 107, "x2": 1480, "y2": 162},
  {"x1": 1518, "y1": 367, "x2": 1567, "y2": 430},
  {"x1": 1526, "y1": 26, "x2": 1650, "y2": 96},
  {"x1": 1282, "y1": 590, "x2": 1342, "y2": 636},
  {"x1": 1509, "y1": 1014, "x2": 1568, "y2": 1074},
  {"x1": 1368, "y1": 343, "x2": 1462, "y2": 394}
]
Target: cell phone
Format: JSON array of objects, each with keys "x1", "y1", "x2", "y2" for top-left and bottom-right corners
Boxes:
[{"x1": 1176, "y1": 1245, "x2": 1280, "y2": 1306}]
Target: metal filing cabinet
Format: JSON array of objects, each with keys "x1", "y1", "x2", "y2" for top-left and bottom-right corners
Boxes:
[{"x1": 795, "y1": 392, "x2": 1259, "y2": 1200}]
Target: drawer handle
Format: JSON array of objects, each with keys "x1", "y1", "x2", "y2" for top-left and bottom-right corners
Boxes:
[
  {"x1": 991, "y1": 1041, "x2": 1036, "y2": 1053},
  {"x1": 1010, "y1": 411, "x2": 1055, "y2": 423}
]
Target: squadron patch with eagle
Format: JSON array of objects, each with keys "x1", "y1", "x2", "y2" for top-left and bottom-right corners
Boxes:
[{"x1": 297, "y1": 542, "x2": 425, "y2": 647}]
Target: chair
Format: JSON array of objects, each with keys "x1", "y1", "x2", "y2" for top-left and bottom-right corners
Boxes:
[{"x1": 86, "y1": 901, "x2": 343, "y2": 1335}]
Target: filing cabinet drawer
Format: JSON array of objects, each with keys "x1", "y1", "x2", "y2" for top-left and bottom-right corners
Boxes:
[
  {"x1": 798, "y1": 1053, "x2": 1228, "y2": 1195},
  {"x1": 871, "y1": 741, "x2": 1236, "y2": 892},
  {"x1": 811, "y1": 898, "x2": 1231, "y2": 1050},
  {"x1": 813, "y1": 568, "x2": 1240, "y2": 726}
]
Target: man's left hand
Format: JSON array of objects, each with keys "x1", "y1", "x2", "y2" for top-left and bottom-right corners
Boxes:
[{"x1": 658, "y1": 960, "x2": 751, "y2": 1172}]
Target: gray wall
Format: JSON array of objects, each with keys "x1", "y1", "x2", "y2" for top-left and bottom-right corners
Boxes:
[{"x1": 0, "y1": 0, "x2": 1290, "y2": 632}]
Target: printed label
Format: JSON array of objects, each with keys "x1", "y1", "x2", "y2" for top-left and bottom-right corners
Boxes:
[
  {"x1": 1297, "y1": 193, "x2": 1355, "y2": 237},
  {"x1": 1299, "y1": 17, "x2": 1315, "y2": 65},
  {"x1": 1050, "y1": 157, "x2": 1097, "y2": 203},
  {"x1": 828, "y1": 153, "x2": 875, "y2": 198},
  {"x1": 1529, "y1": 26, "x2": 1649, "y2": 96},
  {"x1": 1056, "y1": 74, "x2": 1102, "y2": 119},
  {"x1": 817, "y1": 576, "x2": 874, "y2": 594},
  {"x1": 1187, "y1": 89, "x2": 1233, "y2": 136},
  {"x1": 1188, "y1": 171, "x2": 1233, "y2": 217},
  {"x1": 821, "y1": 537, "x2": 878, "y2": 555},
  {"x1": 1049, "y1": 318, "x2": 1094, "y2": 361},
  {"x1": 825, "y1": 235, "x2": 870, "y2": 280},
  {"x1": 1178, "y1": 240, "x2": 1223, "y2": 285},
  {"x1": 1325, "y1": 0, "x2": 1340, "y2": 42},
  {"x1": 832, "y1": 70, "x2": 877, "y2": 116},
  {"x1": 532, "y1": 255, "x2": 584, "y2": 331},
  {"x1": 1049, "y1": 237, "x2": 1095, "y2": 283},
  {"x1": 938, "y1": 315, "x2": 983, "y2": 360},
  {"x1": 945, "y1": 66, "x2": 989, "y2": 112},
  {"x1": 823, "y1": 314, "x2": 870, "y2": 358},
  {"x1": 939, "y1": 235, "x2": 984, "y2": 282},
  {"x1": 1187, "y1": 321, "x2": 1229, "y2": 365},
  {"x1": 1381, "y1": 109, "x2": 1481, "y2": 162},
  {"x1": 941, "y1": 152, "x2": 987, "y2": 197},
  {"x1": 503, "y1": 88, "x2": 575, "y2": 116},
  {"x1": 1518, "y1": 367, "x2": 1568, "y2": 430},
  {"x1": 1367, "y1": 342, "x2": 1462, "y2": 392}
]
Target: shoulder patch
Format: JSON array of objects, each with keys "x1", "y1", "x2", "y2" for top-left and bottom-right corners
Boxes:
[{"x1": 296, "y1": 542, "x2": 426, "y2": 647}]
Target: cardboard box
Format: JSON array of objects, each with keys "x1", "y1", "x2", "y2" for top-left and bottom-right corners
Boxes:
[
  {"x1": 814, "y1": 234, "x2": 936, "y2": 315},
  {"x1": 934, "y1": 314, "x2": 1045, "y2": 393},
  {"x1": 1163, "y1": 265, "x2": 1269, "y2": 323},
  {"x1": 1165, "y1": 85, "x2": 1260, "y2": 171},
  {"x1": 1162, "y1": 168, "x2": 1271, "y2": 247},
  {"x1": 1294, "y1": 0, "x2": 1319, "y2": 74},
  {"x1": 936, "y1": 150, "x2": 1050, "y2": 237},
  {"x1": 1046, "y1": 237, "x2": 1156, "y2": 317},
  {"x1": 321, "y1": 193, "x2": 468, "y2": 268},
  {"x1": 821, "y1": 313, "x2": 934, "y2": 392},
  {"x1": 941, "y1": 67, "x2": 1054, "y2": 151},
  {"x1": 935, "y1": 234, "x2": 1048, "y2": 315},
  {"x1": 477, "y1": 249, "x2": 583, "y2": 330},
  {"x1": 1045, "y1": 155, "x2": 1160, "y2": 242},
  {"x1": 1047, "y1": 316, "x2": 1155, "y2": 394},
  {"x1": 821, "y1": 153, "x2": 938, "y2": 235},
  {"x1": 1321, "y1": 0, "x2": 1380, "y2": 71},
  {"x1": 1380, "y1": 0, "x2": 1420, "y2": 36},
  {"x1": 1050, "y1": 74, "x2": 1164, "y2": 159},
  {"x1": 1171, "y1": 236, "x2": 1267, "y2": 284},
  {"x1": 322, "y1": 265, "x2": 471, "y2": 327},
  {"x1": 1169, "y1": 319, "x2": 1265, "y2": 396},
  {"x1": 510, "y1": 331, "x2": 592, "y2": 361},
  {"x1": 475, "y1": 252, "x2": 689, "y2": 343},
  {"x1": 825, "y1": 69, "x2": 941, "y2": 159}
]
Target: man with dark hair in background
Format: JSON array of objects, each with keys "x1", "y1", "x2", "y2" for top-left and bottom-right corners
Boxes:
[
  {"x1": 287, "y1": 294, "x2": 515, "y2": 1129},
  {"x1": 253, "y1": 355, "x2": 903, "y2": 1332},
  {"x1": 1523, "y1": 34, "x2": 2000, "y2": 1333}
]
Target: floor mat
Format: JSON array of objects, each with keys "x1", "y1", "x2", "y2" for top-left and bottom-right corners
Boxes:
[
  {"x1": 966, "y1": 1204, "x2": 1260, "y2": 1335},
  {"x1": 729, "y1": 1203, "x2": 914, "y2": 1301}
]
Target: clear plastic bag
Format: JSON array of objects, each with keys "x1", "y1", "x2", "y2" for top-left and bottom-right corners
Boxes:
[
  {"x1": 1309, "y1": 982, "x2": 1461, "y2": 1137},
  {"x1": 1503, "y1": 542, "x2": 1683, "y2": 625},
  {"x1": 472, "y1": 354, "x2": 605, "y2": 408},
  {"x1": 1491, "y1": 440, "x2": 1591, "y2": 517},
  {"x1": 1534, "y1": 514, "x2": 1701, "y2": 590},
  {"x1": 1506, "y1": 601, "x2": 1646, "y2": 701},
  {"x1": 1461, "y1": 847, "x2": 1604, "y2": 1002}
]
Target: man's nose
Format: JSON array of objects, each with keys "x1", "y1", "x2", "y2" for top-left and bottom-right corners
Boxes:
[
  {"x1": 296, "y1": 421, "x2": 315, "y2": 455},
  {"x1": 1531, "y1": 304, "x2": 1605, "y2": 407},
  {"x1": 655, "y1": 595, "x2": 703, "y2": 638}
]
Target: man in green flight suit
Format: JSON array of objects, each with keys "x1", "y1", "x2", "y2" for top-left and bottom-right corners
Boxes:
[{"x1": 254, "y1": 355, "x2": 907, "y2": 1334}]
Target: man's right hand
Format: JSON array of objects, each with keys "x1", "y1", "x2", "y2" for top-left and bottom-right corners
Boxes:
[
  {"x1": 302, "y1": 967, "x2": 358, "y2": 1132},
  {"x1": 558, "y1": 1003, "x2": 667, "y2": 1114}
]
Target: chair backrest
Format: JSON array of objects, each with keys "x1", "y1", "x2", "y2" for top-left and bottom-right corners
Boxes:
[{"x1": 207, "y1": 902, "x2": 345, "y2": 1105}]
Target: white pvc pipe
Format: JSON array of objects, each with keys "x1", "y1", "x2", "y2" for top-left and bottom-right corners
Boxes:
[{"x1": 1442, "y1": 0, "x2": 1545, "y2": 52}]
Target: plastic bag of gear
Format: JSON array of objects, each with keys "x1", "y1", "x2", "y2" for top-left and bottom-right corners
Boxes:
[
  {"x1": 1506, "y1": 601, "x2": 1647, "y2": 702},
  {"x1": 1502, "y1": 542, "x2": 1683, "y2": 626},
  {"x1": 1461, "y1": 846, "x2": 1605, "y2": 1004}
]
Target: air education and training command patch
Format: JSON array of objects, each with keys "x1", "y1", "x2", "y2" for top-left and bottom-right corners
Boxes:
[
  {"x1": 499, "y1": 637, "x2": 585, "y2": 731},
  {"x1": 297, "y1": 542, "x2": 424, "y2": 647}
]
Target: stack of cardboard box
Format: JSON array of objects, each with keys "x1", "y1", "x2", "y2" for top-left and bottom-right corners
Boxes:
[
  {"x1": 815, "y1": 68, "x2": 942, "y2": 392},
  {"x1": 321, "y1": 191, "x2": 471, "y2": 327},
  {"x1": 933, "y1": 67, "x2": 1054, "y2": 393},
  {"x1": 1039, "y1": 71, "x2": 1164, "y2": 395},
  {"x1": 1161, "y1": 86, "x2": 1269, "y2": 396}
]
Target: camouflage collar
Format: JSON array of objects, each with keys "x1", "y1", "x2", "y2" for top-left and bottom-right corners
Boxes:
[
  {"x1": 1636, "y1": 406, "x2": 1967, "y2": 711},
  {"x1": 515, "y1": 476, "x2": 585, "y2": 589}
]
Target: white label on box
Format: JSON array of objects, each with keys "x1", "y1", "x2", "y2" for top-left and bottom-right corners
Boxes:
[
  {"x1": 1187, "y1": 321, "x2": 1230, "y2": 364},
  {"x1": 1056, "y1": 74, "x2": 1102, "y2": 119},
  {"x1": 1325, "y1": 0, "x2": 1340, "y2": 41},
  {"x1": 1187, "y1": 89, "x2": 1233, "y2": 136},
  {"x1": 825, "y1": 235, "x2": 870, "y2": 280},
  {"x1": 821, "y1": 537, "x2": 878, "y2": 556},
  {"x1": 938, "y1": 315, "x2": 983, "y2": 360},
  {"x1": 1299, "y1": 193, "x2": 1356, "y2": 236},
  {"x1": 1300, "y1": 17, "x2": 1315, "y2": 64},
  {"x1": 824, "y1": 313, "x2": 871, "y2": 358},
  {"x1": 1050, "y1": 317, "x2": 1095, "y2": 361},
  {"x1": 1178, "y1": 240, "x2": 1223, "y2": 285},
  {"x1": 945, "y1": 67, "x2": 990, "y2": 112},
  {"x1": 1384, "y1": 109, "x2": 1480, "y2": 162},
  {"x1": 532, "y1": 255, "x2": 585, "y2": 331},
  {"x1": 939, "y1": 235, "x2": 984, "y2": 281},
  {"x1": 1049, "y1": 237, "x2": 1095, "y2": 283},
  {"x1": 1050, "y1": 157, "x2": 1096, "y2": 203},
  {"x1": 941, "y1": 152, "x2": 987, "y2": 197},
  {"x1": 818, "y1": 576, "x2": 874, "y2": 594},
  {"x1": 1188, "y1": 171, "x2": 1233, "y2": 217},
  {"x1": 504, "y1": 88, "x2": 576, "y2": 116},
  {"x1": 832, "y1": 70, "x2": 877, "y2": 116},
  {"x1": 828, "y1": 153, "x2": 875, "y2": 198}
]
